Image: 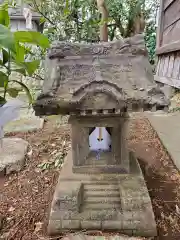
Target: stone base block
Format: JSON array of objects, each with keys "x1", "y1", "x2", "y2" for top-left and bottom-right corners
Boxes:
[
  {"x1": 0, "y1": 138, "x2": 29, "y2": 176},
  {"x1": 61, "y1": 234, "x2": 146, "y2": 240},
  {"x1": 4, "y1": 117, "x2": 44, "y2": 133},
  {"x1": 48, "y1": 151, "x2": 157, "y2": 237}
]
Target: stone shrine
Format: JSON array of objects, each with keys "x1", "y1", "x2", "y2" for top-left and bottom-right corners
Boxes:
[{"x1": 34, "y1": 34, "x2": 169, "y2": 237}]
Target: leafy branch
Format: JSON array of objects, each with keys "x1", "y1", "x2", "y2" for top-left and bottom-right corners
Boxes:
[{"x1": 0, "y1": 2, "x2": 50, "y2": 105}]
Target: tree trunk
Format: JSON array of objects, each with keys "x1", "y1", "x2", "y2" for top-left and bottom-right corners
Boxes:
[
  {"x1": 134, "y1": 12, "x2": 145, "y2": 35},
  {"x1": 96, "y1": 0, "x2": 108, "y2": 42}
]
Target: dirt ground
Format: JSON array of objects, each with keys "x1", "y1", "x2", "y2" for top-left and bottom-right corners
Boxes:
[{"x1": 0, "y1": 116, "x2": 180, "y2": 240}]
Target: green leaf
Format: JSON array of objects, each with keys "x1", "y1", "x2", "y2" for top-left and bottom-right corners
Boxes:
[
  {"x1": 10, "y1": 80, "x2": 33, "y2": 104},
  {"x1": 23, "y1": 60, "x2": 40, "y2": 76},
  {"x1": 14, "y1": 31, "x2": 50, "y2": 48},
  {"x1": 0, "y1": 24, "x2": 15, "y2": 52},
  {"x1": 47, "y1": 27, "x2": 56, "y2": 33},
  {"x1": 13, "y1": 68, "x2": 26, "y2": 76},
  {"x1": 0, "y1": 71, "x2": 8, "y2": 88},
  {"x1": 2, "y1": 49, "x2": 9, "y2": 64},
  {"x1": 7, "y1": 87, "x2": 20, "y2": 98},
  {"x1": 54, "y1": 158, "x2": 60, "y2": 168},
  {"x1": 15, "y1": 42, "x2": 25, "y2": 62},
  {"x1": 0, "y1": 4, "x2": 10, "y2": 27},
  {"x1": 10, "y1": 62, "x2": 26, "y2": 76},
  {"x1": 40, "y1": 17, "x2": 46, "y2": 25},
  {"x1": 64, "y1": 0, "x2": 70, "y2": 15}
]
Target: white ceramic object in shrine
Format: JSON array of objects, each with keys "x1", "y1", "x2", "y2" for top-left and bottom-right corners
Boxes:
[{"x1": 89, "y1": 127, "x2": 111, "y2": 152}]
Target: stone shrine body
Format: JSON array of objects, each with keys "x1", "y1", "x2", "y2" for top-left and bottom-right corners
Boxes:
[{"x1": 34, "y1": 34, "x2": 169, "y2": 237}]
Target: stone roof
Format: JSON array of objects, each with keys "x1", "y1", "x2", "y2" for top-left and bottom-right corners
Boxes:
[{"x1": 34, "y1": 34, "x2": 169, "y2": 116}]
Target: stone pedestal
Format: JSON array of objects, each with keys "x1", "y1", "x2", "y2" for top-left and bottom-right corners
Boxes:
[
  {"x1": 47, "y1": 112, "x2": 157, "y2": 237},
  {"x1": 48, "y1": 151, "x2": 157, "y2": 237}
]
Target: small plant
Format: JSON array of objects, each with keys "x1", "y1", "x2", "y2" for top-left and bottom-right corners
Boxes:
[
  {"x1": 37, "y1": 152, "x2": 64, "y2": 171},
  {"x1": 37, "y1": 141, "x2": 67, "y2": 171},
  {"x1": 0, "y1": 2, "x2": 50, "y2": 105}
]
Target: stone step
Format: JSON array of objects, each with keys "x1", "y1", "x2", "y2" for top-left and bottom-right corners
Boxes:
[
  {"x1": 61, "y1": 233, "x2": 145, "y2": 240},
  {"x1": 85, "y1": 160, "x2": 107, "y2": 165},
  {"x1": 84, "y1": 184, "x2": 119, "y2": 191},
  {"x1": 84, "y1": 190, "x2": 119, "y2": 197},
  {"x1": 84, "y1": 196, "x2": 120, "y2": 204},
  {"x1": 82, "y1": 202, "x2": 120, "y2": 211},
  {"x1": 84, "y1": 181, "x2": 118, "y2": 186}
]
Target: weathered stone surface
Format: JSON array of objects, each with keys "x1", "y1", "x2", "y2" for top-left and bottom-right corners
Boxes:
[
  {"x1": 102, "y1": 220, "x2": 122, "y2": 230},
  {"x1": 146, "y1": 112, "x2": 180, "y2": 171},
  {"x1": 70, "y1": 115, "x2": 130, "y2": 173},
  {"x1": 47, "y1": 220, "x2": 62, "y2": 235},
  {"x1": 81, "y1": 220, "x2": 101, "y2": 229},
  {"x1": 48, "y1": 151, "x2": 157, "y2": 237},
  {"x1": 0, "y1": 138, "x2": 29, "y2": 175},
  {"x1": 4, "y1": 118, "x2": 44, "y2": 133},
  {"x1": 34, "y1": 34, "x2": 169, "y2": 116},
  {"x1": 61, "y1": 234, "x2": 145, "y2": 240},
  {"x1": 61, "y1": 220, "x2": 80, "y2": 229}
]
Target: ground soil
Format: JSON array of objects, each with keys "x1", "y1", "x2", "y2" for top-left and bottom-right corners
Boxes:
[{"x1": 0, "y1": 116, "x2": 180, "y2": 240}]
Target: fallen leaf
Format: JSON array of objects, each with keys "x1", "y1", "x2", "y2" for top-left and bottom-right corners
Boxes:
[
  {"x1": 34, "y1": 221, "x2": 43, "y2": 232},
  {"x1": 8, "y1": 206, "x2": 15, "y2": 212}
]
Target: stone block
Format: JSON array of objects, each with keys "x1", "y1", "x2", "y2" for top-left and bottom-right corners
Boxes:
[
  {"x1": 122, "y1": 220, "x2": 142, "y2": 230},
  {"x1": 61, "y1": 220, "x2": 80, "y2": 229},
  {"x1": 119, "y1": 230, "x2": 133, "y2": 236},
  {"x1": 47, "y1": 220, "x2": 62, "y2": 235},
  {"x1": 121, "y1": 197, "x2": 150, "y2": 211},
  {"x1": 0, "y1": 138, "x2": 29, "y2": 175},
  {"x1": 53, "y1": 182, "x2": 83, "y2": 213},
  {"x1": 102, "y1": 221, "x2": 122, "y2": 230},
  {"x1": 50, "y1": 210, "x2": 76, "y2": 220},
  {"x1": 4, "y1": 117, "x2": 44, "y2": 133},
  {"x1": 133, "y1": 229, "x2": 157, "y2": 237},
  {"x1": 81, "y1": 220, "x2": 101, "y2": 229},
  {"x1": 59, "y1": 199, "x2": 78, "y2": 211}
]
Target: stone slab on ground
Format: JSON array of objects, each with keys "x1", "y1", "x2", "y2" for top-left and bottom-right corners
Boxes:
[
  {"x1": 62, "y1": 234, "x2": 145, "y2": 240},
  {"x1": 48, "y1": 151, "x2": 157, "y2": 237},
  {"x1": 146, "y1": 112, "x2": 180, "y2": 170},
  {"x1": 0, "y1": 103, "x2": 44, "y2": 133},
  {"x1": 0, "y1": 138, "x2": 29, "y2": 176},
  {"x1": 4, "y1": 117, "x2": 44, "y2": 133}
]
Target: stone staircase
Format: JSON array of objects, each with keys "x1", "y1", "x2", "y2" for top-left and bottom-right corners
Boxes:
[{"x1": 81, "y1": 181, "x2": 121, "y2": 212}]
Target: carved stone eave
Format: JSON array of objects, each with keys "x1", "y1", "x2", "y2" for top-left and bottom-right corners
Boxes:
[{"x1": 33, "y1": 93, "x2": 169, "y2": 117}]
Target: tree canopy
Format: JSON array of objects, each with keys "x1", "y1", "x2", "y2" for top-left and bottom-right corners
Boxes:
[{"x1": 26, "y1": 0, "x2": 159, "y2": 63}]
